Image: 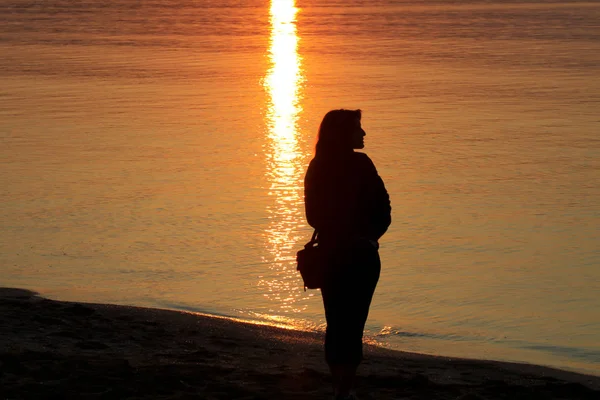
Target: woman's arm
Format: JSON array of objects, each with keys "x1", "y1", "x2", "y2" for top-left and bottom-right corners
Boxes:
[
  {"x1": 304, "y1": 160, "x2": 322, "y2": 230},
  {"x1": 361, "y1": 154, "x2": 391, "y2": 240}
]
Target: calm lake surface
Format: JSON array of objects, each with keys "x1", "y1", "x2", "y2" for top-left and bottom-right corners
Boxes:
[{"x1": 1, "y1": 0, "x2": 599, "y2": 375}]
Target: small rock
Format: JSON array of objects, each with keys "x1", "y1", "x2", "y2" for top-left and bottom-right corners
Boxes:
[{"x1": 407, "y1": 373, "x2": 429, "y2": 387}]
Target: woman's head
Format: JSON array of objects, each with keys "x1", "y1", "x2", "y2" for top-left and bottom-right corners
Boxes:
[{"x1": 315, "y1": 109, "x2": 365, "y2": 157}]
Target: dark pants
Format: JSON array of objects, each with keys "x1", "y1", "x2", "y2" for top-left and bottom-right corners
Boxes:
[{"x1": 321, "y1": 241, "x2": 381, "y2": 366}]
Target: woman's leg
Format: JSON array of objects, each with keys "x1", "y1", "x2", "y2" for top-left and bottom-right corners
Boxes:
[
  {"x1": 321, "y1": 245, "x2": 380, "y2": 396},
  {"x1": 330, "y1": 363, "x2": 358, "y2": 397}
]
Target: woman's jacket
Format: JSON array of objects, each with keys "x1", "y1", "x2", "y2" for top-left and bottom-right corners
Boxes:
[{"x1": 304, "y1": 151, "x2": 391, "y2": 249}]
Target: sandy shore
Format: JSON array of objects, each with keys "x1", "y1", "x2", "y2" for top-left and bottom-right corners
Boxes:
[{"x1": 1, "y1": 287, "x2": 598, "y2": 399}]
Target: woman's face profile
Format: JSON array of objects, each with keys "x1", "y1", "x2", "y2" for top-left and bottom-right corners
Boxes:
[{"x1": 350, "y1": 118, "x2": 366, "y2": 149}]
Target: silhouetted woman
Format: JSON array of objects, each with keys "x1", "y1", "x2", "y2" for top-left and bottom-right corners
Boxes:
[{"x1": 304, "y1": 109, "x2": 391, "y2": 399}]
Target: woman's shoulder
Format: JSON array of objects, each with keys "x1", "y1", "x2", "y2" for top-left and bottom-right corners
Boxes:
[
  {"x1": 352, "y1": 151, "x2": 371, "y2": 161},
  {"x1": 352, "y1": 151, "x2": 376, "y2": 169},
  {"x1": 307, "y1": 152, "x2": 375, "y2": 172}
]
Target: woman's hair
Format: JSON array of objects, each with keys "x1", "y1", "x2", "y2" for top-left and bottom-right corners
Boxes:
[{"x1": 315, "y1": 109, "x2": 362, "y2": 157}]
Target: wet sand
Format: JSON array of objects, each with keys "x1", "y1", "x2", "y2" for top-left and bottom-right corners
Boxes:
[{"x1": 1, "y1": 287, "x2": 598, "y2": 399}]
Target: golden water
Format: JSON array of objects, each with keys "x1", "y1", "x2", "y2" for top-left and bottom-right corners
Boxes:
[{"x1": 1, "y1": 0, "x2": 599, "y2": 375}]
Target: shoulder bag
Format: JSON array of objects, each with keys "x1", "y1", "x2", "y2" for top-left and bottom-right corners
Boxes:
[{"x1": 296, "y1": 230, "x2": 328, "y2": 290}]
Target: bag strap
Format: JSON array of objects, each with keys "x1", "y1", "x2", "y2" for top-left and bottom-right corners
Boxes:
[{"x1": 304, "y1": 230, "x2": 318, "y2": 249}]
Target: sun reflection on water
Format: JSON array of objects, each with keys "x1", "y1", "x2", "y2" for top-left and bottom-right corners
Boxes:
[{"x1": 260, "y1": 0, "x2": 312, "y2": 315}]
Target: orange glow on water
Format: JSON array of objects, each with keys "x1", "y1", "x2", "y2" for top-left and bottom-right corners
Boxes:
[
  {"x1": 259, "y1": 0, "x2": 311, "y2": 315},
  {"x1": 264, "y1": 0, "x2": 303, "y2": 148}
]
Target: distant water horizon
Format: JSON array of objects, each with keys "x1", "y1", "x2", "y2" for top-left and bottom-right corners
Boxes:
[{"x1": 1, "y1": 0, "x2": 599, "y2": 376}]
